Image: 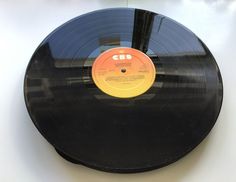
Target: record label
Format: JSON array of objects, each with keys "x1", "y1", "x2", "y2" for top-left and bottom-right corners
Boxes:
[{"x1": 92, "y1": 47, "x2": 156, "y2": 98}]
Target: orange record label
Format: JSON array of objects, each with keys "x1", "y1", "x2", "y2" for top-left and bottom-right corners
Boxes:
[{"x1": 92, "y1": 47, "x2": 156, "y2": 98}]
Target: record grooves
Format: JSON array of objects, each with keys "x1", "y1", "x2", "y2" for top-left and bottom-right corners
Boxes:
[{"x1": 24, "y1": 8, "x2": 223, "y2": 173}]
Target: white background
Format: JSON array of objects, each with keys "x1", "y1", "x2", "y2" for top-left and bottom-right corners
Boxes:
[{"x1": 0, "y1": 0, "x2": 236, "y2": 181}]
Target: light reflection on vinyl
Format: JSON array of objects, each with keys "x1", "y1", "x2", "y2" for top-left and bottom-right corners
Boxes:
[{"x1": 24, "y1": 8, "x2": 223, "y2": 173}]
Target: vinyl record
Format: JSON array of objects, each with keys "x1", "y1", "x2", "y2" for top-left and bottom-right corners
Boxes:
[{"x1": 24, "y1": 8, "x2": 223, "y2": 173}]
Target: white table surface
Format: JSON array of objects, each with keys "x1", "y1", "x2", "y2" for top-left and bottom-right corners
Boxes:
[{"x1": 0, "y1": 0, "x2": 236, "y2": 181}]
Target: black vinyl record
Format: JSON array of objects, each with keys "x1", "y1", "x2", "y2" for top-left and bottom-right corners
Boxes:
[{"x1": 24, "y1": 8, "x2": 223, "y2": 173}]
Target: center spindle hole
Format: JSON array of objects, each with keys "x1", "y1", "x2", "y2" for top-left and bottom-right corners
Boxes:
[{"x1": 121, "y1": 68, "x2": 126, "y2": 73}]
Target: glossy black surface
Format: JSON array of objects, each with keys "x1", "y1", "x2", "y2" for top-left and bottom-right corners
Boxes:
[{"x1": 24, "y1": 8, "x2": 223, "y2": 173}]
